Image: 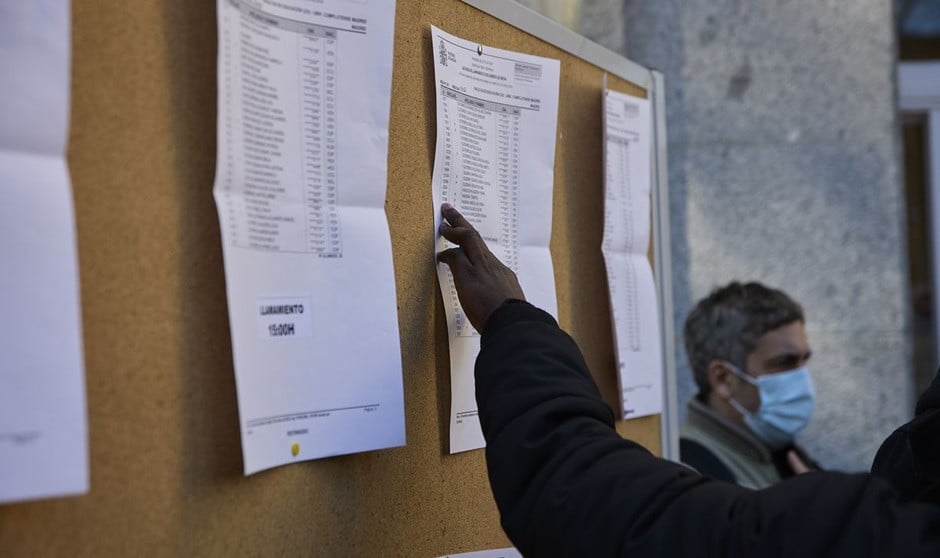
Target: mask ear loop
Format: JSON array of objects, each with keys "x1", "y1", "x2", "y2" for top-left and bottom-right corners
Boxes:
[
  {"x1": 728, "y1": 397, "x2": 753, "y2": 419},
  {"x1": 722, "y1": 361, "x2": 758, "y2": 386},
  {"x1": 720, "y1": 361, "x2": 758, "y2": 418}
]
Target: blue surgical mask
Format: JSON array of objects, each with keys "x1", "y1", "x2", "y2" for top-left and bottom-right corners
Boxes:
[{"x1": 723, "y1": 362, "x2": 815, "y2": 448}]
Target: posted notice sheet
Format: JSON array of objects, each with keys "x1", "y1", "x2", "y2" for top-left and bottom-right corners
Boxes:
[
  {"x1": 602, "y1": 88, "x2": 664, "y2": 419},
  {"x1": 214, "y1": 0, "x2": 404, "y2": 474},
  {"x1": 0, "y1": 1, "x2": 88, "y2": 503},
  {"x1": 431, "y1": 26, "x2": 560, "y2": 453}
]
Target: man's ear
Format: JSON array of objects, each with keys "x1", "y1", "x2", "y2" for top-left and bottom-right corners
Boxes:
[{"x1": 707, "y1": 360, "x2": 733, "y2": 399}]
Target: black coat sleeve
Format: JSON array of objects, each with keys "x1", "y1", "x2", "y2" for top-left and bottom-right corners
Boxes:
[
  {"x1": 475, "y1": 301, "x2": 940, "y2": 558},
  {"x1": 679, "y1": 438, "x2": 737, "y2": 483},
  {"x1": 872, "y1": 369, "x2": 940, "y2": 503}
]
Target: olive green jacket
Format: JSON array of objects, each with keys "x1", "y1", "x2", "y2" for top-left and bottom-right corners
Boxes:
[{"x1": 679, "y1": 398, "x2": 783, "y2": 489}]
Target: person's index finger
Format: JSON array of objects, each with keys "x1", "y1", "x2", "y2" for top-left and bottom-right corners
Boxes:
[
  {"x1": 440, "y1": 224, "x2": 485, "y2": 263},
  {"x1": 440, "y1": 204, "x2": 489, "y2": 264},
  {"x1": 441, "y1": 203, "x2": 474, "y2": 230},
  {"x1": 438, "y1": 221, "x2": 462, "y2": 242}
]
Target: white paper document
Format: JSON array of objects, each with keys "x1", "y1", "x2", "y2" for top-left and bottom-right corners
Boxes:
[
  {"x1": 0, "y1": 1, "x2": 89, "y2": 503},
  {"x1": 439, "y1": 548, "x2": 522, "y2": 558},
  {"x1": 602, "y1": 88, "x2": 664, "y2": 420},
  {"x1": 214, "y1": 0, "x2": 404, "y2": 474},
  {"x1": 431, "y1": 26, "x2": 560, "y2": 453}
]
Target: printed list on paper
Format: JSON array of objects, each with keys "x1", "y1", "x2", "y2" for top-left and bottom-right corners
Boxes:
[
  {"x1": 431, "y1": 26, "x2": 561, "y2": 453},
  {"x1": 602, "y1": 88, "x2": 664, "y2": 420},
  {"x1": 213, "y1": 0, "x2": 405, "y2": 474}
]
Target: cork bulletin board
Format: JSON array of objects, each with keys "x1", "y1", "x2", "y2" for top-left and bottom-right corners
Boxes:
[{"x1": 0, "y1": 1, "x2": 662, "y2": 555}]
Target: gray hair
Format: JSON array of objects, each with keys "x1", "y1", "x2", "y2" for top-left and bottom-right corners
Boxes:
[{"x1": 683, "y1": 282, "x2": 804, "y2": 395}]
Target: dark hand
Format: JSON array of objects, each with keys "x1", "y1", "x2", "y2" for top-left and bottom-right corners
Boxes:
[
  {"x1": 436, "y1": 203, "x2": 525, "y2": 333},
  {"x1": 787, "y1": 450, "x2": 814, "y2": 475}
]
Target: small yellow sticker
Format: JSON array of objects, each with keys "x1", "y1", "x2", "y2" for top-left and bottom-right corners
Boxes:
[{"x1": 291, "y1": 442, "x2": 300, "y2": 457}]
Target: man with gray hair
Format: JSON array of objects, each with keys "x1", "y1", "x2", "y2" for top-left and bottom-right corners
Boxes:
[{"x1": 679, "y1": 282, "x2": 821, "y2": 488}]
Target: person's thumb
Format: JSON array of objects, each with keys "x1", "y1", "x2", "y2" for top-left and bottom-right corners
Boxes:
[{"x1": 787, "y1": 450, "x2": 812, "y2": 475}]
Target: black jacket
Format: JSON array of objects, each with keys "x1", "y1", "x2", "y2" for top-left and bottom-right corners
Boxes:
[
  {"x1": 872, "y1": 370, "x2": 940, "y2": 503},
  {"x1": 476, "y1": 301, "x2": 940, "y2": 557}
]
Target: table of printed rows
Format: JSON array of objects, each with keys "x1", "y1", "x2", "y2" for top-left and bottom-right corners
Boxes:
[
  {"x1": 604, "y1": 134, "x2": 641, "y2": 352},
  {"x1": 438, "y1": 86, "x2": 521, "y2": 337},
  {"x1": 218, "y1": 1, "x2": 343, "y2": 256}
]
